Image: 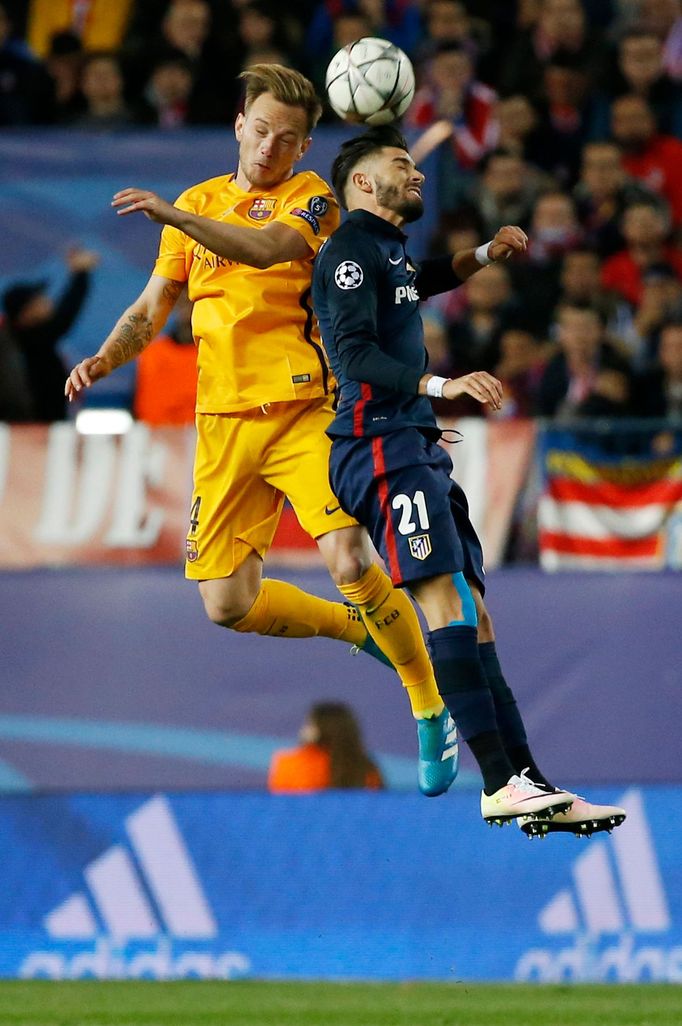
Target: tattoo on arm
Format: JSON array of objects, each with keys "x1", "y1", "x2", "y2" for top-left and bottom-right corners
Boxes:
[
  {"x1": 162, "y1": 280, "x2": 184, "y2": 304},
  {"x1": 108, "y1": 312, "x2": 154, "y2": 367}
]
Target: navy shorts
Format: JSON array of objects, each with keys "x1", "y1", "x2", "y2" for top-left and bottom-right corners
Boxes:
[{"x1": 329, "y1": 427, "x2": 485, "y2": 591}]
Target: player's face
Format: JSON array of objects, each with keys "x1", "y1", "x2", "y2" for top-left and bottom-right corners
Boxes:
[
  {"x1": 235, "y1": 92, "x2": 310, "y2": 189},
  {"x1": 372, "y1": 147, "x2": 425, "y2": 223}
]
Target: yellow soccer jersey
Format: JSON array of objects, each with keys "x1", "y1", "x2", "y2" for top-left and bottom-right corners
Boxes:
[{"x1": 153, "y1": 169, "x2": 340, "y2": 413}]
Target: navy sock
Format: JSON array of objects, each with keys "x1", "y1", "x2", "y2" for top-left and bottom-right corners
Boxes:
[
  {"x1": 429, "y1": 625, "x2": 514, "y2": 793},
  {"x1": 478, "y1": 641, "x2": 551, "y2": 788}
]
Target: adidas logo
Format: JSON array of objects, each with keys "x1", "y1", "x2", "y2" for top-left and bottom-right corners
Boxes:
[
  {"x1": 20, "y1": 795, "x2": 251, "y2": 980},
  {"x1": 516, "y1": 789, "x2": 677, "y2": 983}
]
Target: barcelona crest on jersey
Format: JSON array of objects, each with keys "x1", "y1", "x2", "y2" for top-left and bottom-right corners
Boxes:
[{"x1": 248, "y1": 197, "x2": 276, "y2": 221}]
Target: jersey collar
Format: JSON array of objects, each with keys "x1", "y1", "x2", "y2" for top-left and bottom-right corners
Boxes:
[{"x1": 347, "y1": 209, "x2": 407, "y2": 241}]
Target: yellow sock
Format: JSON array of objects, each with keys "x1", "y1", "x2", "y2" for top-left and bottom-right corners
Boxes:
[
  {"x1": 337, "y1": 564, "x2": 444, "y2": 719},
  {"x1": 232, "y1": 578, "x2": 367, "y2": 645}
]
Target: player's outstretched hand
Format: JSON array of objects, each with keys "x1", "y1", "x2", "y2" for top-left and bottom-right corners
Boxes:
[
  {"x1": 112, "y1": 188, "x2": 180, "y2": 226},
  {"x1": 64, "y1": 355, "x2": 111, "y2": 402},
  {"x1": 443, "y1": 372, "x2": 503, "y2": 410},
  {"x1": 488, "y1": 225, "x2": 528, "y2": 262}
]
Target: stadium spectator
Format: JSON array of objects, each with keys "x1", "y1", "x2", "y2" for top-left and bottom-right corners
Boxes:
[
  {"x1": 26, "y1": 0, "x2": 133, "y2": 59},
  {"x1": 2, "y1": 248, "x2": 99, "y2": 422},
  {"x1": 236, "y1": 1, "x2": 300, "y2": 71},
  {"x1": 601, "y1": 202, "x2": 682, "y2": 307},
  {"x1": 558, "y1": 248, "x2": 635, "y2": 348},
  {"x1": 610, "y1": 93, "x2": 682, "y2": 225},
  {"x1": 536, "y1": 301, "x2": 633, "y2": 418},
  {"x1": 134, "y1": 289, "x2": 197, "y2": 425},
  {"x1": 470, "y1": 149, "x2": 545, "y2": 236},
  {"x1": 138, "y1": 51, "x2": 195, "y2": 128},
  {"x1": 494, "y1": 94, "x2": 545, "y2": 165},
  {"x1": 631, "y1": 264, "x2": 682, "y2": 367},
  {"x1": 605, "y1": 29, "x2": 682, "y2": 136},
  {"x1": 305, "y1": 0, "x2": 421, "y2": 78},
  {"x1": 73, "y1": 50, "x2": 136, "y2": 130},
  {"x1": 634, "y1": 319, "x2": 682, "y2": 417},
  {"x1": 0, "y1": 323, "x2": 34, "y2": 422},
  {"x1": 445, "y1": 262, "x2": 517, "y2": 393},
  {"x1": 268, "y1": 702, "x2": 384, "y2": 792},
  {"x1": 573, "y1": 140, "x2": 664, "y2": 258},
  {"x1": 44, "y1": 30, "x2": 85, "y2": 124},
  {"x1": 491, "y1": 326, "x2": 552, "y2": 419},
  {"x1": 413, "y1": 0, "x2": 490, "y2": 74},
  {"x1": 0, "y1": 1, "x2": 54, "y2": 125},
  {"x1": 532, "y1": 50, "x2": 598, "y2": 186},
  {"x1": 408, "y1": 44, "x2": 498, "y2": 171}
]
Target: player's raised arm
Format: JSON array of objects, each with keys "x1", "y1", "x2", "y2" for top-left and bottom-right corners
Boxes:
[
  {"x1": 64, "y1": 274, "x2": 184, "y2": 401},
  {"x1": 112, "y1": 188, "x2": 312, "y2": 269}
]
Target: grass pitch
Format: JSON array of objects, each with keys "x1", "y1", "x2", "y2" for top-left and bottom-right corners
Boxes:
[{"x1": 0, "y1": 980, "x2": 679, "y2": 1026}]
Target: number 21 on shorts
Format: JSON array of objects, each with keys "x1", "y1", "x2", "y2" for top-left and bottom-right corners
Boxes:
[{"x1": 391, "y1": 490, "x2": 430, "y2": 535}]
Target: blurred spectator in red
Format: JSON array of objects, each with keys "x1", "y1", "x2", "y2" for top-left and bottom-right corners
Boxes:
[
  {"x1": 408, "y1": 44, "x2": 498, "y2": 170},
  {"x1": 491, "y1": 327, "x2": 553, "y2": 419},
  {"x1": 138, "y1": 51, "x2": 195, "y2": 128},
  {"x1": 610, "y1": 93, "x2": 682, "y2": 225},
  {"x1": 73, "y1": 50, "x2": 136, "y2": 130},
  {"x1": 499, "y1": 0, "x2": 607, "y2": 102},
  {"x1": 0, "y1": 1, "x2": 54, "y2": 125},
  {"x1": 634, "y1": 319, "x2": 682, "y2": 417},
  {"x1": 134, "y1": 289, "x2": 197, "y2": 425},
  {"x1": 605, "y1": 30, "x2": 682, "y2": 136},
  {"x1": 268, "y1": 702, "x2": 384, "y2": 792},
  {"x1": 44, "y1": 30, "x2": 85, "y2": 123},
  {"x1": 573, "y1": 139, "x2": 664, "y2": 258},
  {"x1": 1, "y1": 248, "x2": 99, "y2": 422},
  {"x1": 601, "y1": 202, "x2": 682, "y2": 307},
  {"x1": 536, "y1": 301, "x2": 633, "y2": 417},
  {"x1": 471, "y1": 149, "x2": 546, "y2": 236},
  {"x1": 27, "y1": 0, "x2": 132, "y2": 59},
  {"x1": 533, "y1": 50, "x2": 597, "y2": 186}
]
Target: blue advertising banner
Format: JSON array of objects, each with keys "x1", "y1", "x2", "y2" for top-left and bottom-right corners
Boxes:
[{"x1": 0, "y1": 789, "x2": 679, "y2": 983}]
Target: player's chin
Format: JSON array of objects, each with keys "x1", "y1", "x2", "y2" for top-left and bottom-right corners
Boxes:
[{"x1": 401, "y1": 198, "x2": 424, "y2": 223}]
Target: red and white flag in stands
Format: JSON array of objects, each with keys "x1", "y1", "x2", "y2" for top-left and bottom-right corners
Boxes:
[{"x1": 538, "y1": 430, "x2": 682, "y2": 570}]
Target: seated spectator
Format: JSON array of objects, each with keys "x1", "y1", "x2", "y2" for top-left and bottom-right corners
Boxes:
[
  {"x1": 635, "y1": 320, "x2": 682, "y2": 418},
  {"x1": 44, "y1": 30, "x2": 85, "y2": 124},
  {"x1": 0, "y1": 322, "x2": 34, "y2": 422},
  {"x1": 610, "y1": 93, "x2": 682, "y2": 225},
  {"x1": 604, "y1": 29, "x2": 682, "y2": 136},
  {"x1": 0, "y1": 1, "x2": 54, "y2": 125},
  {"x1": 446, "y1": 262, "x2": 517, "y2": 392},
  {"x1": 494, "y1": 94, "x2": 546, "y2": 166},
  {"x1": 236, "y1": 1, "x2": 299, "y2": 72},
  {"x1": 26, "y1": 0, "x2": 133, "y2": 59},
  {"x1": 499, "y1": 0, "x2": 608, "y2": 102},
  {"x1": 558, "y1": 248, "x2": 635, "y2": 349},
  {"x1": 308, "y1": 9, "x2": 373, "y2": 101},
  {"x1": 601, "y1": 202, "x2": 682, "y2": 307},
  {"x1": 424, "y1": 208, "x2": 483, "y2": 326},
  {"x1": 532, "y1": 50, "x2": 598, "y2": 186},
  {"x1": 138, "y1": 51, "x2": 195, "y2": 128},
  {"x1": 492, "y1": 326, "x2": 553, "y2": 419},
  {"x1": 408, "y1": 44, "x2": 498, "y2": 171},
  {"x1": 536, "y1": 301, "x2": 633, "y2": 418},
  {"x1": 471, "y1": 149, "x2": 547, "y2": 238},
  {"x1": 631, "y1": 264, "x2": 682, "y2": 368},
  {"x1": 73, "y1": 50, "x2": 136, "y2": 130},
  {"x1": 268, "y1": 702, "x2": 384, "y2": 793},
  {"x1": 573, "y1": 140, "x2": 664, "y2": 258},
  {"x1": 134, "y1": 289, "x2": 197, "y2": 425},
  {"x1": 1, "y1": 248, "x2": 99, "y2": 423}
]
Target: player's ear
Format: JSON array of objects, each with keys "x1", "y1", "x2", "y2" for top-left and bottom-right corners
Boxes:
[
  {"x1": 351, "y1": 170, "x2": 373, "y2": 195},
  {"x1": 297, "y1": 135, "x2": 312, "y2": 161},
  {"x1": 235, "y1": 112, "x2": 245, "y2": 142}
]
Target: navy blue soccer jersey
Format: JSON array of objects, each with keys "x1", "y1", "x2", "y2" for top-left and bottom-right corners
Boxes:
[{"x1": 312, "y1": 209, "x2": 463, "y2": 439}]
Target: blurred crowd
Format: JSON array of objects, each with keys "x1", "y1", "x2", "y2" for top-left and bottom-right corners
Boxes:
[{"x1": 1, "y1": 0, "x2": 682, "y2": 424}]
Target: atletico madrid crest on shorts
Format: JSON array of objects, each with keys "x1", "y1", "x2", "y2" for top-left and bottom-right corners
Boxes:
[
  {"x1": 248, "y1": 197, "x2": 276, "y2": 221},
  {"x1": 408, "y1": 534, "x2": 432, "y2": 560}
]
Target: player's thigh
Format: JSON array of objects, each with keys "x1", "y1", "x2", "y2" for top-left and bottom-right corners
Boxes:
[
  {"x1": 185, "y1": 412, "x2": 285, "y2": 581},
  {"x1": 331, "y1": 430, "x2": 465, "y2": 587},
  {"x1": 262, "y1": 397, "x2": 357, "y2": 540}
]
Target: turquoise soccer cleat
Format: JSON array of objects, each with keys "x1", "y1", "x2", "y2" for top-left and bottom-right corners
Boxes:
[{"x1": 416, "y1": 709, "x2": 459, "y2": 797}]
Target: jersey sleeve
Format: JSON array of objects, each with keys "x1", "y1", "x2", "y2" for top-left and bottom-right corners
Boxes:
[
  {"x1": 152, "y1": 191, "x2": 194, "y2": 282},
  {"x1": 415, "y1": 256, "x2": 464, "y2": 299},
  {"x1": 321, "y1": 232, "x2": 423, "y2": 394},
  {"x1": 277, "y1": 178, "x2": 340, "y2": 256}
]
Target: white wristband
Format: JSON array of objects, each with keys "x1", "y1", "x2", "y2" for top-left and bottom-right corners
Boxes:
[
  {"x1": 426, "y1": 375, "x2": 449, "y2": 399},
  {"x1": 474, "y1": 241, "x2": 494, "y2": 266}
]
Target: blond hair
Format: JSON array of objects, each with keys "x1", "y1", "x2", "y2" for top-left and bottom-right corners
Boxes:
[{"x1": 238, "y1": 64, "x2": 323, "y2": 135}]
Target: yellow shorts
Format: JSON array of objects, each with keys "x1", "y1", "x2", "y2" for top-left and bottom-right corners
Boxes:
[{"x1": 185, "y1": 397, "x2": 357, "y2": 580}]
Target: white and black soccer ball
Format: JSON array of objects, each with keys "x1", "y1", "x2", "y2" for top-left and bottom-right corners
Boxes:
[{"x1": 325, "y1": 37, "x2": 415, "y2": 126}]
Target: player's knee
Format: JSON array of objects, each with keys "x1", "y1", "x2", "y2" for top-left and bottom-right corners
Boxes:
[
  {"x1": 199, "y1": 584, "x2": 254, "y2": 628},
  {"x1": 327, "y1": 549, "x2": 371, "y2": 586}
]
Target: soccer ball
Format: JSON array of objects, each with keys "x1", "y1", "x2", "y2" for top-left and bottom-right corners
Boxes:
[{"x1": 325, "y1": 37, "x2": 416, "y2": 126}]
